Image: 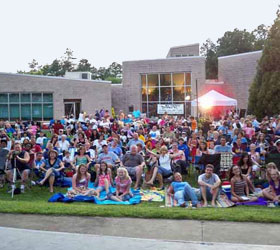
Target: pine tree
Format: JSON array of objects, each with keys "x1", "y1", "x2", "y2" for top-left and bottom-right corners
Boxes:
[{"x1": 248, "y1": 9, "x2": 280, "y2": 118}]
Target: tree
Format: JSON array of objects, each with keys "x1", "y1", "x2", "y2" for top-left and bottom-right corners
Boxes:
[
  {"x1": 60, "y1": 48, "x2": 75, "y2": 75},
  {"x1": 216, "y1": 28, "x2": 255, "y2": 57},
  {"x1": 248, "y1": 10, "x2": 280, "y2": 118},
  {"x1": 75, "y1": 59, "x2": 92, "y2": 72},
  {"x1": 107, "y1": 62, "x2": 122, "y2": 78},
  {"x1": 200, "y1": 39, "x2": 218, "y2": 79},
  {"x1": 252, "y1": 24, "x2": 269, "y2": 50}
]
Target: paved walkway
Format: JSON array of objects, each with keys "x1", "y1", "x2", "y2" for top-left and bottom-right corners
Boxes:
[
  {"x1": 0, "y1": 213, "x2": 280, "y2": 246},
  {"x1": 1, "y1": 227, "x2": 280, "y2": 250}
]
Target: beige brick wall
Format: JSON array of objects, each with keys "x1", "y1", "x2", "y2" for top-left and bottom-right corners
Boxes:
[
  {"x1": 218, "y1": 51, "x2": 262, "y2": 109},
  {"x1": 167, "y1": 44, "x2": 200, "y2": 57},
  {"x1": 0, "y1": 73, "x2": 111, "y2": 120},
  {"x1": 120, "y1": 57, "x2": 205, "y2": 114}
]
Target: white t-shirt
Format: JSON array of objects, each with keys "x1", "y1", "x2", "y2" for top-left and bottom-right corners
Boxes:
[
  {"x1": 159, "y1": 154, "x2": 171, "y2": 171},
  {"x1": 58, "y1": 140, "x2": 70, "y2": 151},
  {"x1": 36, "y1": 136, "x2": 46, "y2": 145}
]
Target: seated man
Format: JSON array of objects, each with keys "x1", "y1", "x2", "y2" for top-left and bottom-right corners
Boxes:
[
  {"x1": 95, "y1": 142, "x2": 120, "y2": 171},
  {"x1": 167, "y1": 172, "x2": 198, "y2": 208},
  {"x1": 214, "y1": 136, "x2": 232, "y2": 154},
  {"x1": 121, "y1": 145, "x2": 145, "y2": 189},
  {"x1": 198, "y1": 164, "x2": 221, "y2": 207},
  {"x1": 7, "y1": 143, "x2": 30, "y2": 193}
]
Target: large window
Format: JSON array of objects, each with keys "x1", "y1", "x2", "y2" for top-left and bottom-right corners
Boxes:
[
  {"x1": 141, "y1": 72, "x2": 191, "y2": 116},
  {"x1": 0, "y1": 93, "x2": 53, "y2": 121}
]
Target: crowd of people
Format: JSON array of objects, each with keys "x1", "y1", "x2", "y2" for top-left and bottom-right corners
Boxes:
[{"x1": 0, "y1": 109, "x2": 280, "y2": 207}]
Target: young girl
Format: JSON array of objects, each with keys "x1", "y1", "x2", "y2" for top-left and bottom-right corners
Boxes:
[
  {"x1": 229, "y1": 165, "x2": 257, "y2": 203},
  {"x1": 95, "y1": 161, "x2": 113, "y2": 197},
  {"x1": 263, "y1": 169, "x2": 280, "y2": 203},
  {"x1": 108, "y1": 167, "x2": 133, "y2": 202},
  {"x1": 67, "y1": 164, "x2": 97, "y2": 198},
  {"x1": 237, "y1": 152, "x2": 255, "y2": 192}
]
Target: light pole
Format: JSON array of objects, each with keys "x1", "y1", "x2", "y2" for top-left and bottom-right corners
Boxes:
[{"x1": 185, "y1": 79, "x2": 199, "y2": 121}]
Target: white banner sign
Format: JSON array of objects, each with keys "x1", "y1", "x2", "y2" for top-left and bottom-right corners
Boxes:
[{"x1": 157, "y1": 104, "x2": 184, "y2": 115}]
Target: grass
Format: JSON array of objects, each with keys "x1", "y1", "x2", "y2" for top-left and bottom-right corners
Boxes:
[{"x1": 0, "y1": 170, "x2": 280, "y2": 223}]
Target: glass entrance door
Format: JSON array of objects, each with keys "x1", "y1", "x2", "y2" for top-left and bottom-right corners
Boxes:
[{"x1": 64, "y1": 101, "x2": 81, "y2": 119}]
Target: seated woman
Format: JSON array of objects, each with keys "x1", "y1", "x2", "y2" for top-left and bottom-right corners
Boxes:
[
  {"x1": 262, "y1": 169, "x2": 280, "y2": 203},
  {"x1": 145, "y1": 145, "x2": 181, "y2": 188},
  {"x1": 237, "y1": 152, "x2": 255, "y2": 192},
  {"x1": 73, "y1": 146, "x2": 92, "y2": 170},
  {"x1": 229, "y1": 165, "x2": 258, "y2": 203},
  {"x1": 95, "y1": 161, "x2": 113, "y2": 197},
  {"x1": 38, "y1": 150, "x2": 65, "y2": 193},
  {"x1": 108, "y1": 167, "x2": 133, "y2": 202},
  {"x1": 67, "y1": 164, "x2": 97, "y2": 198},
  {"x1": 167, "y1": 172, "x2": 198, "y2": 207}
]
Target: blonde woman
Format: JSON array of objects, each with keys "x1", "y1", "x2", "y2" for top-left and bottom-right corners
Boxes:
[{"x1": 145, "y1": 145, "x2": 182, "y2": 186}]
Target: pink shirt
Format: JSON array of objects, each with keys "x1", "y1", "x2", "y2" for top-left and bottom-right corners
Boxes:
[
  {"x1": 115, "y1": 176, "x2": 132, "y2": 194},
  {"x1": 244, "y1": 127, "x2": 255, "y2": 139}
]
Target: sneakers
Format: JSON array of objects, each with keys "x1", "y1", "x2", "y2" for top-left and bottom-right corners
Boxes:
[{"x1": 20, "y1": 185, "x2": 25, "y2": 193}]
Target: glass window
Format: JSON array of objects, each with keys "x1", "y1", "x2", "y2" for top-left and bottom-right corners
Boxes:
[
  {"x1": 32, "y1": 104, "x2": 42, "y2": 120},
  {"x1": 21, "y1": 104, "x2": 31, "y2": 120},
  {"x1": 32, "y1": 93, "x2": 42, "y2": 103},
  {"x1": 43, "y1": 104, "x2": 53, "y2": 120},
  {"x1": 147, "y1": 74, "x2": 159, "y2": 88},
  {"x1": 173, "y1": 86, "x2": 185, "y2": 101},
  {"x1": 0, "y1": 104, "x2": 8, "y2": 119},
  {"x1": 160, "y1": 74, "x2": 171, "y2": 86},
  {"x1": 43, "y1": 93, "x2": 53, "y2": 103},
  {"x1": 10, "y1": 104, "x2": 20, "y2": 120},
  {"x1": 186, "y1": 86, "x2": 192, "y2": 96},
  {"x1": 9, "y1": 93, "x2": 19, "y2": 103},
  {"x1": 21, "y1": 93, "x2": 31, "y2": 102},
  {"x1": 141, "y1": 75, "x2": 146, "y2": 88},
  {"x1": 173, "y1": 73, "x2": 184, "y2": 86},
  {"x1": 148, "y1": 103, "x2": 158, "y2": 117},
  {"x1": 148, "y1": 88, "x2": 159, "y2": 102},
  {"x1": 160, "y1": 87, "x2": 172, "y2": 102},
  {"x1": 185, "y1": 102, "x2": 191, "y2": 115},
  {"x1": 142, "y1": 103, "x2": 147, "y2": 114},
  {"x1": 185, "y1": 73, "x2": 191, "y2": 85},
  {"x1": 142, "y1": 88, "x2": 147, "y2": 102},
  {"x1": 0, "y1": 94, "x2": 8, "y2": 103}
]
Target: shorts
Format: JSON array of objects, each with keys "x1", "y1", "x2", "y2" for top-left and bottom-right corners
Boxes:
[
  {"x1": 157, "y1": 167, "x2": 172, "y2": 177},
  {"x1": 107, "y1": 192, "x2": 133, "y2": 201},
  {"x1": 201, "y1": 186, "x2": 220, "y2": 201},
  {"x1": 125, "y1": 167, "x2": 137, "y2": 177}
]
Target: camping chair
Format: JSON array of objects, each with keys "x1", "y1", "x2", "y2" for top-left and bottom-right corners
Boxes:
[{"x1": 220, "y1": 153, "x2": 233, "y2": 180}]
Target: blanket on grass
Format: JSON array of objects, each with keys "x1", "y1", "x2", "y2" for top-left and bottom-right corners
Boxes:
[
  {"x1": 48, "y1": 187, "x2": 141, "y2": 205},
  {"x1": 235, "y1": 197, "x2": 268, "y2": 206},
  {"x1": 140, "y1": 189, "x2": 165, "y2": 202}
]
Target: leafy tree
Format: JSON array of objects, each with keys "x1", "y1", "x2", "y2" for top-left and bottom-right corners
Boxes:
[
  {"x1": 107, "y1": 62, "x2": 122, "y2": 78},
  {"x1": 75, "y1": 59, "x2": 92, "y2": 72},
  {"x1": 216, "y1": 28, "x2": 255, "y2": 57},
  {"x1": 248, "y1": 10, "x2": 280, "y2": 118},
  {"x1": 252, "y1": 24, "x2": 269, "y2": 50},
  {"x1": 60, "y1": 48, "x2": 75, "y2": 75},
  {"x1": 200, "y1": 39, "x2": 218, "y2": 79}
]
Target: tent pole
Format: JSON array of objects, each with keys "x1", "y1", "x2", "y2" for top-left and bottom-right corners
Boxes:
[{"x1": 196, "y1": 79, "x2": 198, "y2": 122}]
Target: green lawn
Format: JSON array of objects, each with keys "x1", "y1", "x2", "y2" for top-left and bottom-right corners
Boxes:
[{"x1": 0, "y1": 175, "x2": 280, "y2": 223}]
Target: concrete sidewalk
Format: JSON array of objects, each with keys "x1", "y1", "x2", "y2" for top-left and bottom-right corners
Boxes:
[
  {"x1": 1, "y1": 227, "x2": 280, "y2": 250},
  {"x1": 0, "y1": 213, "x2": 279, "y2": 246}
]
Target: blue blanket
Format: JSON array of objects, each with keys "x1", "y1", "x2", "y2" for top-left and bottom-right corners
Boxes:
[{"x1": 48, "y1": 187, "x2": 141, "y2": 205}]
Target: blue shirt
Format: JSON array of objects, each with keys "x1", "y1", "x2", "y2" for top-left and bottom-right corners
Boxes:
[{"x1": 171, "y1": 182, "x2": 188, "y2": 193}]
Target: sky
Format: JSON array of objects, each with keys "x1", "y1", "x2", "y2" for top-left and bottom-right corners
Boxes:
[{"x1": 0, "y1": 0, "x2": 279, "y2": 73}]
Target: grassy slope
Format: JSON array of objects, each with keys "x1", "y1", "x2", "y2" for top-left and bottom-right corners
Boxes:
[{"x1": 0, "y1": 172, "x2": 280, "y2": 223}]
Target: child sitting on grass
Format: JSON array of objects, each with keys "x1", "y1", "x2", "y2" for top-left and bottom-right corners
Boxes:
[
  {"x1": 263, "y1": 169, "x2": 280, "y2": 204},
  {"x1": 67, "y1": 164, "x2": 97, "y2": 198},
  {"x1": 95, "y1": 161, "x2": 113, "y2": 198},
  {"x1": 107, "y1": 167, "x2": 133, "y2": 202}
]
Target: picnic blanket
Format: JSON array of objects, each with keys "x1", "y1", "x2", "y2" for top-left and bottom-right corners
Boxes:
[
  {"x1": 235, "y1": 197, "x2": 268, "y2": 206},
  {"x1": 140, "y1": 189, "x2": 165, "y2": 202},
  {"x1": 48, "y1": 187, "x2": 141, "y2": 205}
]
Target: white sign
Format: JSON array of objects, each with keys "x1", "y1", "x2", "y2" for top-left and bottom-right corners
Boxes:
[{"x1": 157, "y1": 104, "x2": 184, "y2": 115}]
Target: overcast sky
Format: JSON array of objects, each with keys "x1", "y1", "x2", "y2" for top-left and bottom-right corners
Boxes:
[{"x1": 0, "y1": 0, "x2": 279, "y2": 73}]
